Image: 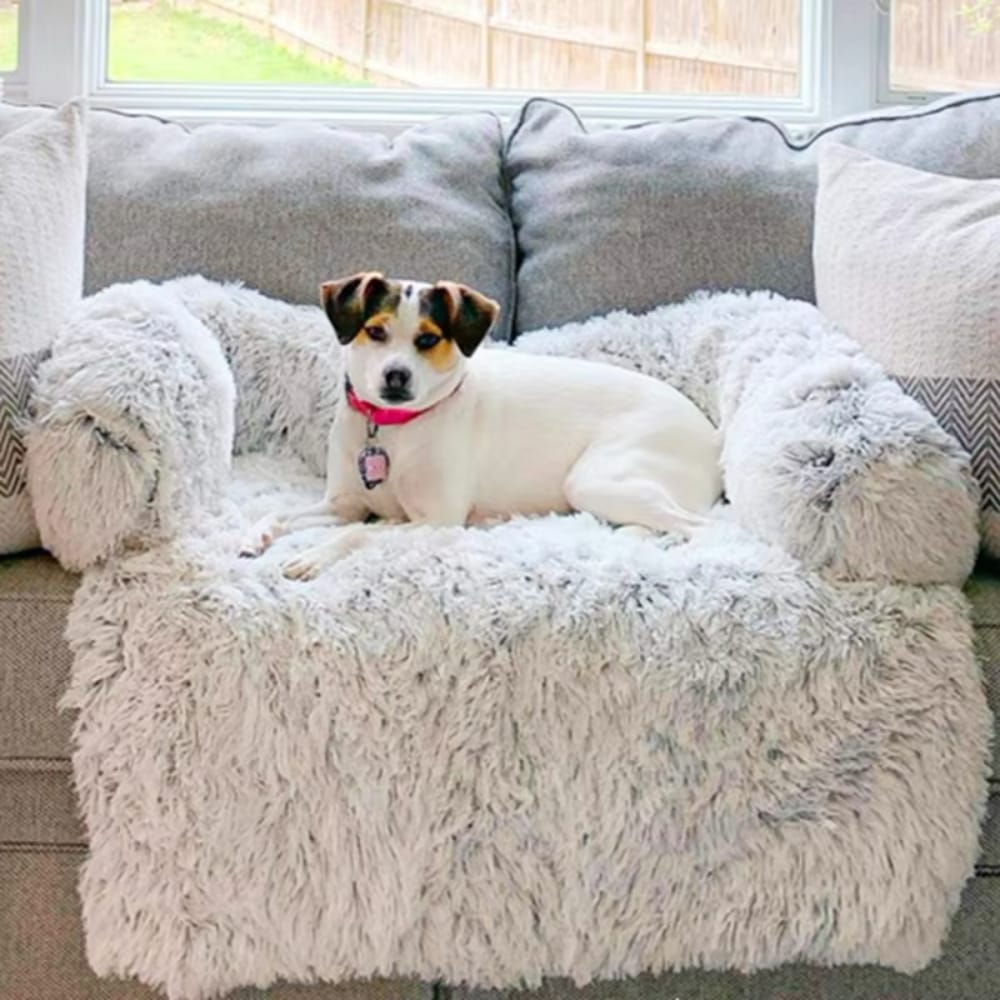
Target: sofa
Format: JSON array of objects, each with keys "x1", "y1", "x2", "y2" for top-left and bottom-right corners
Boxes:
[{"x1": 1, "y1": 91, "x2": 999, "y2": 1000}]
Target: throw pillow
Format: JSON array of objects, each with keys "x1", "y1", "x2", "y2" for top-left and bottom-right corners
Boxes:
[
  {"x1": 814, "y1": 142, "x2": 999, "y2": 558},
  {"x1": 0, "y1": 100, "x2": 87, "y2": 554}
]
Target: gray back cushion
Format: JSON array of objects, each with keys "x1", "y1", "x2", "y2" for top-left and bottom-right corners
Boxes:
[
  {"x1": 0, "y1": 106, "x2": 515, "y2": 340},
  {"x1": 507, "y1": 93, "x2": 1000, "y2": 335}
]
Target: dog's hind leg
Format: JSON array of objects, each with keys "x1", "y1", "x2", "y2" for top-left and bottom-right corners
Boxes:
[
  {"x1": 564, "y1": 447, "x2": 712, "y2": 538},
  {"x1": 566, "y1": 475, "x2": 707, "y2": 536}
]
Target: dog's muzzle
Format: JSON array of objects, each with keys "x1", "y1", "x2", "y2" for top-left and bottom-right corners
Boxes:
[{"x1": 381, "y1": 366, "x2": 413, "y2": 403}]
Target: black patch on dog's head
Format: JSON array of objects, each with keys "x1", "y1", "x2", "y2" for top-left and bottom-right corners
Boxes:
[
  {"x1": 419, "y1": 282, "x2": 499, "y2": 358},
  {"x1": 320, "y1": 272, "x2": 400, "y2": 344}
]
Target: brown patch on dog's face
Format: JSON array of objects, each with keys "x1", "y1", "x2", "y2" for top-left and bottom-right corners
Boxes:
[
  {"x1": 360, "y1": 310, "x2": 399, "y2": 345},
  {"x1": 413, "y1": 317, "x2": 457, "y2": 374}
]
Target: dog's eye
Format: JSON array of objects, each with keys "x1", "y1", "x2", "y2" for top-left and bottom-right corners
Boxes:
[
  {"x1": 414, "y1": 333, "x2": 441, "y2": 351},
  {"x1": 364, "y1": 325, "x2": 388, "y2": 342}
]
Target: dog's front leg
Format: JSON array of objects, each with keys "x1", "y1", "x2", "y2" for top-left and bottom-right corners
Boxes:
[
  {"x1": 281, "y1": 489, "x2": 469, "y2": 582},
  {"x1": 239, "y1": 493, "x2": 368, "y2": 558}
]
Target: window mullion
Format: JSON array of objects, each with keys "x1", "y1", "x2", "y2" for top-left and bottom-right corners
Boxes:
[
  {"x1": 821, "y1": 0, "x2": 883, "y2": 119},
  {"x1": 25, "y1": 0, "x2": 104, "y2": 106}
]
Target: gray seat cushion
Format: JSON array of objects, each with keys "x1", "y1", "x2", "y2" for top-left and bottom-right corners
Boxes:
[
  {"x1": 0, "y1": 105, "x2": 516, "y2": 340},
  {"x1": 506, "y1": 92, "x2": 1000, "y2": 334},
  {"x1": 0, "y1": 552, "x2": 78, "y2": 761}
]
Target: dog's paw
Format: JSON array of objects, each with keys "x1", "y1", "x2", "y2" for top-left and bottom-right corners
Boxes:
[
  {"x1": 238, "y1": 519, "x2": 276, "y2": 558},
  {"x1": 238, "y1": 531, "x2": 272, "y2": 559},
  {"x1": 282, "y1": 551, "x2": 326, "y2": 581},
  {"x1": 616, "y1": 524, "x2": 654, "y2": 540}
]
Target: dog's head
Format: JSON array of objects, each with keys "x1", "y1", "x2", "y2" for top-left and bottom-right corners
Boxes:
[{"x1": 320, "y1": 272, "x2": 499, "y2": 408}]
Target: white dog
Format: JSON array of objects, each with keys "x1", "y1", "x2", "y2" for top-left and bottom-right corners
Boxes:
[{"x1": 240, "y1": 272, "x2": 722, "y2": 580}]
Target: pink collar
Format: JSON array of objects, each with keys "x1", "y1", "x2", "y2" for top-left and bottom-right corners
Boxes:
[{"x1": 345, "y1": 379, "x2": 461, "y2": 427}]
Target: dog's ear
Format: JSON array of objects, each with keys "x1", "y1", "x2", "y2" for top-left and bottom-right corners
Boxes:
[
  {"x1": 319, "y1": 272, "x2": 389, "y2": 345},
  {"x1": 424, "y1": 282, "x2": 500, "y2": 358}
]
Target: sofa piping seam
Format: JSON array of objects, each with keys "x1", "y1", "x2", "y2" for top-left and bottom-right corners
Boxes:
[{"x1": 506, "y1": 91, "x2": 1000, "y2": 153}]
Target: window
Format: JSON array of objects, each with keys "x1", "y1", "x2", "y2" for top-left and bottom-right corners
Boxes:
[
  {"x1": 887, "y1": 0, "x2": 1000, "y2": 96},
  {"x1": 0, "y1": 0, "x2": 18, "y2": 73},
  {"x1": 5, "y1": 2, "x2": 997, "y2": 127},
  {"x1": 106, "y1": 1, "x2": 365, "y2": 85},
  {"x1": 104, "y1": 0, "x2": 803, "y2": 98}
]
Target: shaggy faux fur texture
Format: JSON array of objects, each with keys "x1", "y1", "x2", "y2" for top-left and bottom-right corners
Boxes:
[
  {"x1": 33, "y1": 280, "x2": 991, "y2": 999},
  {"x1": 519, "y1": 294, "x2": 981, "y2": 584},
  {"x1": 63, "y1": 464, "x2": 990, "y2": 1000},
  {"x1": 28, "y1": 282, "x2": 981, "y2": 581},
  {"x1": 26, "y1": 277, "x2": 336, "y2": 571},
  {"x1": 27, "y1": 282, "x2": 236, "y2": 570}
]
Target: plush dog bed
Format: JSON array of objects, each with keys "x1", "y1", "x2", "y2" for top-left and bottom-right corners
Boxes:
[{"x1": 28, "y1": 278, "x2": 990, "y2": 1000}]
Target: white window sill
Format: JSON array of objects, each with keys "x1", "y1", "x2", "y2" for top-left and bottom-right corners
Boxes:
[{"x1": 0, "y1": 82, "x2": 936, "y2": 135}]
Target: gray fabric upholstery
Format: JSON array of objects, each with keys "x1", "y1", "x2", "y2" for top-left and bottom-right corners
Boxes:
[
  {"x1": 0, "y1": 850, "x2": 431, "y2": 1000},
  {"x1": 450, "y1": 876, "x2": 1000, "y2": 999},
  {"x1": 0, "y1": 105, "x2": 515, "y2": 341},
  {"x1": 0, "y1": 553, "x2": 78, "y2": 759},
  {"x1": 973, "y1": 563, "x2": 1000, "y2": 809},
  {"x1": 981, "y1": 790, "x2": 1000, "y2": 868},
  {"x1": 0, "y1": 760, "x2": 82, "y2": 845},
  {"x1": 969, "y1": 561, "x2": 1000, "y2": 626},
  {"x1": 506, "y1": 91, "x2": 1000, "y2": 334}
]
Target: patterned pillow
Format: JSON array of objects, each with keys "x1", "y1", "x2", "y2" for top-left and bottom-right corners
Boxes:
[
  {"x1": 814, "y1": 143, "x2": 1000, "y2": 559},
  {"x1": 0, "y1": 101, "x2": 87, "y2": 554}
]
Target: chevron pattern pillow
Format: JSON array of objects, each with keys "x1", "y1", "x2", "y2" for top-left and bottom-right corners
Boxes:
[
  {"x1": 0, "y1": 101, "x2": 87, "y2": 554},
  {"x1": 814, "y1": 143, "x2": 1000, "y2": 560}
]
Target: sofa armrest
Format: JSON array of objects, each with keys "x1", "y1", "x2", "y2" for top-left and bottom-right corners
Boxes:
[
  {"x1": 718, "y1": 302, "x2": 980, "y2": 585},
  {"x1": 167, "y1": 276, "x2": 341, "y2": 476},
  {"x1": 26, "y1": 282, "x2": 235, "y2": 571}
]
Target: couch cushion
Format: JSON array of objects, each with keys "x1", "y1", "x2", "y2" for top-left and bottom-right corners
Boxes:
[
  {"x1": 813, "y1": 145, "x2": 1000, "y2": 558},
  {"x1": 969, "y1": 560, "x2": 1000, "y2": 627},
  {"x1": 0, "y1": 759, "x2": 82, "y2": 845},
  {"x1": 506, "y1": 92, "x2": 1000, "y2": 334},
  {"x1": 0, "y1": 104, "x2": 515, "y2": 341},
  {"x1": 971, "y1": 561, "x2": 1000, "y2": 790},
  {"x1": 0, "y1": 552, "x2": 78, "y2": 760},
  {"x1": 0, "y1": 100, "x2": 88, "y2": 556}
]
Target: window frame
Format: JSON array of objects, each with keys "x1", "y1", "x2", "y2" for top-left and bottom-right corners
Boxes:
[
  {"x1": 874, "y1": 1, "x2": 956, "y2": 107},
  {"x1": 0, "y1": 0, "x2": 951, "y2": 129},
  {"x1": 0, "y1": 0, "x2": 27, "y2": 93}
]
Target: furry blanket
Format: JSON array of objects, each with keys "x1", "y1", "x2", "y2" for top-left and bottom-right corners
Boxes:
[{"x1": 29, "y1": 279, "x2": 991, "y2": 1000}]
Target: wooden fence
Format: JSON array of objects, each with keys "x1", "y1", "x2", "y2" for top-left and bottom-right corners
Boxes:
[
  {"x1": 166, "y1": 0, "x2": 801, "y2": 96},
  {"x1": 164, "y1": 0, "x2": 1000, "y2": 96},
  {"x1": 892, "y1": 0, "x2": 1000, "y2": 92}
]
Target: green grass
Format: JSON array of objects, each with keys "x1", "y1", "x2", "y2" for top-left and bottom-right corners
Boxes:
[
  {"x1": 0, "y1": 11, "x2": 17, "y2": 73},
  {"x1": 108, "y1": 2, "x2": 364, "y2": 85}
]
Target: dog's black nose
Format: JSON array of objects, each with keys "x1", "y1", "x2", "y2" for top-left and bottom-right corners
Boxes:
[{"x1": 383, "y1": 367, "x2": 411, "y2": 391}]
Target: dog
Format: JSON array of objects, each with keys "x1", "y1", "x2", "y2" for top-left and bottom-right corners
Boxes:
[{"x1": 240, "y1": 272, "x2": 722, "y2": 580}]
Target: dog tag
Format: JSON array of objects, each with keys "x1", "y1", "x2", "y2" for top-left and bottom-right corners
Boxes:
[{"x1": 358, "y1": 445, "x2": 389, "y2": 490}]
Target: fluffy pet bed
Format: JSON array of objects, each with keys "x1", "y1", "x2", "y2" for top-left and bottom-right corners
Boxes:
[{"x1": 27, "y1": 278, "x2": 990, "y2": 1000}]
